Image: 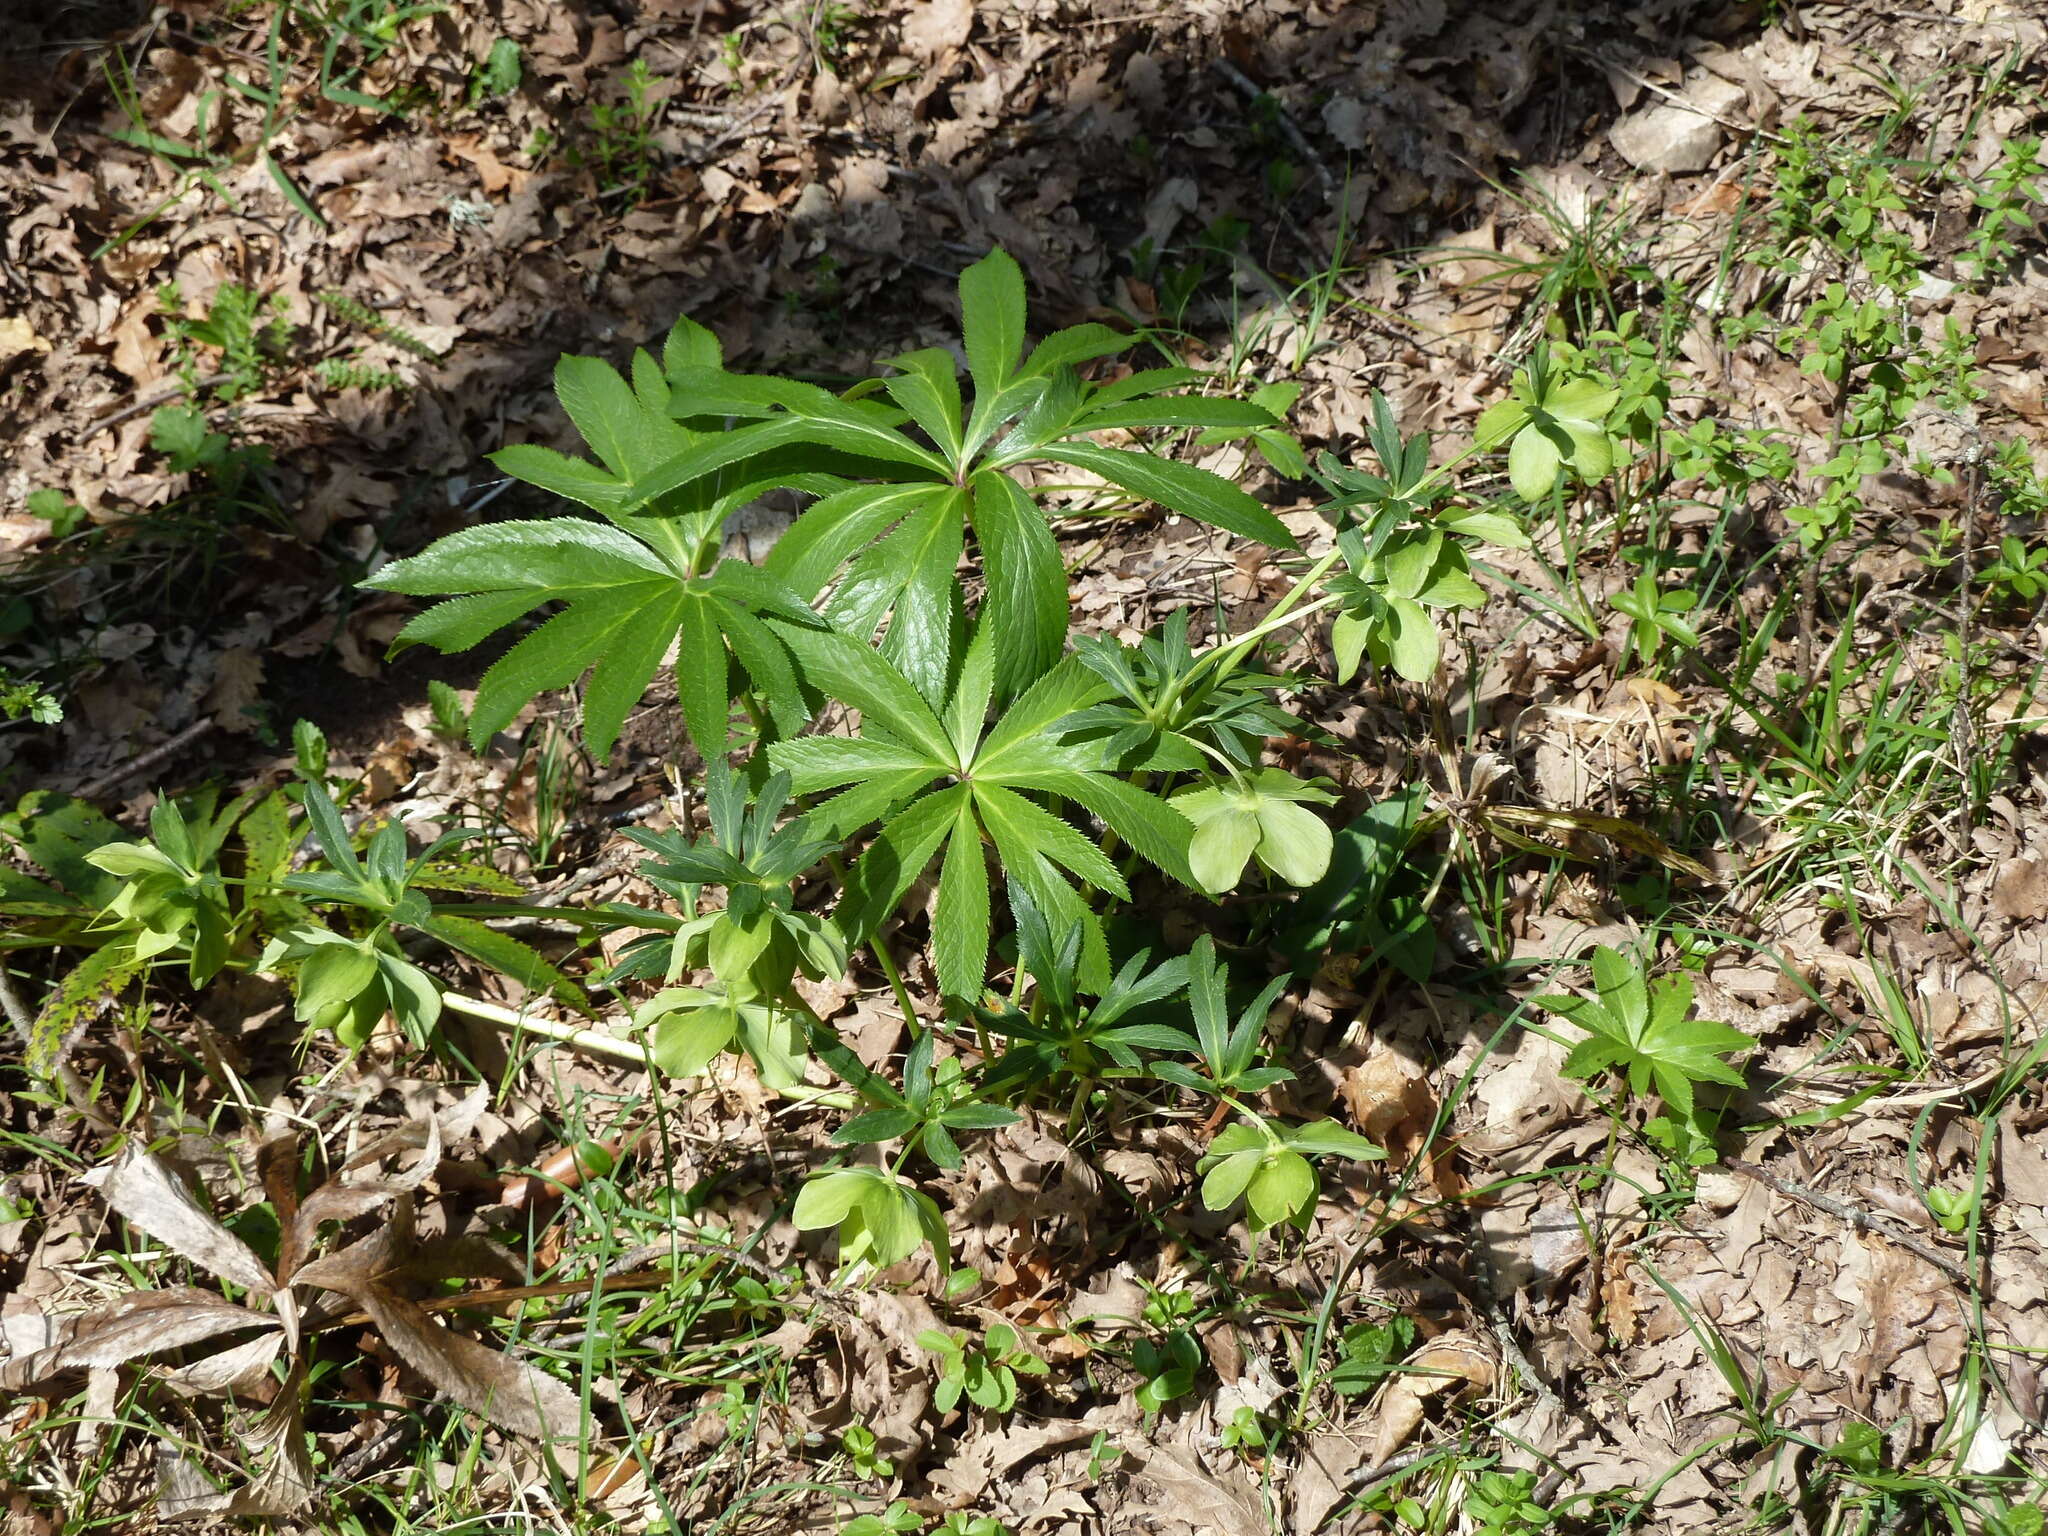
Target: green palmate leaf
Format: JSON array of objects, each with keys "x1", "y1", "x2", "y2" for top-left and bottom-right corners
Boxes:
[
  {"x1": 1535, "y1": 945, "x2": 1755, "y2": 1123},
  {"x1": 771, "y1": 628, "x2": 1187, "y2": 996},
  {"x1": 1186, "y1": 799, "x2": 1260, "y2": 894},
  {"x1": 662, "y1": 368, "x2": 948, "y2": 477},
  {"x1": 1282, "y1": 1120, "x2": 1386, "y2": 1161},
  {"x1": 486, "y1": 444, "x2": 631, "y2": 514},
  {"x1": 556, "y1": 352, "x2": 690, "y2": 482},
  {"x1": 1245, "y1": 1148, "x2": 1316, "y2": 1229},
  {"x1": 763, "y1": 482, "x2": 945, "y2": 602},
  {"x1": 1198, "y1": 1116, "x2": 1381, "y2": 1231},
  {"x1": 1078, "y1": 396, "x2": 1279, "y2": 433},
  {"x1": 1480, "y1": 351, "x2": 1622, "y2": 503},
  {"x1": 367, "y1": 519, "x2": 815, "y2": 759},
  {"x1": 1037, "y1": 442, "x2": 1297, "y2": 551},
  {"x1": 0, "y1": 864, "x2": 77, "y2": 921},
  {"x1": 1018, "y1": 322, "x2": 1132, "y2": 378},
  {"x1": 773, "y1": 623, "x2": 956, "y2": 763},
  {"x1": 767, "y1": 481, "x2": 965, "y2": 701},
  {"x1": 1172, "y1": 769, "x2": 1337, "y2": 894},
  {"x1": 3, "y1": 792, "x2": 128, "y2": 906},
  {"x1": 792, "y1": 1167, "x2": 945, "y2": 1274},
  {"x1": 1198, "y1": 1123, "x2": 1266, "y2": 1208},
  {"x1": 1507, "y1": 421, "x2": 1569, "y2": 503},
  {"x1": 638, "y1": 988, "x2": 740, "y2": 1077}
]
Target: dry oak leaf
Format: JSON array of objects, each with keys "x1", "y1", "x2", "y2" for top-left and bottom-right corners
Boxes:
[{"x1": 902, "y1": 0, "x2": 974, "y2": 58}]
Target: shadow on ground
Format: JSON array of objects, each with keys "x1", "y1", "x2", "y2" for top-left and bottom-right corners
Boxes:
[{"x1": 0, "y1": 0, "x2": 1755, "y2": 788}]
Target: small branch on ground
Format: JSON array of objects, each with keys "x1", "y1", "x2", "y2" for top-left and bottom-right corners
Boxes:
[
  {"x1": 76, "y1": 719, "x2": 217, "y2": 803},
  {"x1": 1725, "y1": 1157, "x2": 1974, "y2": 1285}
]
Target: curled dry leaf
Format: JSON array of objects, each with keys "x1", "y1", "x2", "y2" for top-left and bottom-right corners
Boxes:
[
  {"x1": 1362, "y1": 1329, "x2": 1496, "y2": 1466},
  {"x1": 288, "y1": 1193, "x2": 585, "y2": 1442},
  {"x1": 157, "y1": 1330, "x2": 286, "y2": 1399},
  {"x1": 0, "y1": 1289, "x2": 277, "y2": 1391}
]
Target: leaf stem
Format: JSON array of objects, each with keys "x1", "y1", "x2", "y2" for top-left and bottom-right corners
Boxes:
[{"x1": 439, "y1": 991, "x2": 856, "y2": 1106}]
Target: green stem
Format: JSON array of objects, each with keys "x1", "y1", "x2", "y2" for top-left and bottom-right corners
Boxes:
[{"x1": 825, "y1": 850, "x2": 922, "y2": 1038}]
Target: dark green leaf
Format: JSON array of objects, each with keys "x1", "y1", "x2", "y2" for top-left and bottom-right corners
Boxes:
[
  {"x1": 967, "y1": 471, "x2": 1067, "y2": 699},
  {"x1": 1038, "y1": 443, "x2": 1297, "y2": 551}
]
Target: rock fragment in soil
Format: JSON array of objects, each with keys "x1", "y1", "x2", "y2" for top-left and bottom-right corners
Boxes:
[{"x1": 1609, "y1": 73, "x2": 1747, "y2": 174}]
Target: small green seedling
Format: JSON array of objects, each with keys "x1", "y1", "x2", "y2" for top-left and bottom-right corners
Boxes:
[
  {"x1": 841, "y1": 1500, "x2": 921, "y2": 1536},
  {"x1": 840, "y1": 1424, "x2": 893, "y2": 1480},
  {"x1": 1197, "y1": 1116, "x2": 1383, "y2": 1233},
  {"x1": 831, "y1": 1031, "x2": 1019, "y2": 1171},
  {"x1": 1464, "y1": 1467, "x2": 1552, "y2": 1536},
  {"x1": 1609, "y1": 573, "x2": 1701, "y2": 670},
  {"x1": 84, "y1": 799, "x2": 240, "y2": 984},
  {"x1": 1923, "y1": 1186, "x2": 1974, "y2": 1235},
  {"x1": 1476, "y1": 343, "x2": 1620, "y2": 503},
  {"x1": 917, "y1": 1322, "x2": 1047, "y2": 1415},
  {"x1": 1319, "y1": 393, "x2": 1528, "y2": 683},
  {"x1": 259, "y1": 779, "x2": 584, "y2": 1050},
  {"x1": 1219, "y1": 1404, "x2": 1271, "y2": 1455},
  {"x1": 792, "y1": 1166, "x2": 948, "y2": 1275},
  {"x1": 1068, "y1": 607, "x2": 1303, "y2": 772},
  {"x1": 1328, "y1": 1314, "x2": 1417, "y2": 1397},
  {"x1": 1131, "y1": 1323, "x2": 1202, "y2": 1416}
]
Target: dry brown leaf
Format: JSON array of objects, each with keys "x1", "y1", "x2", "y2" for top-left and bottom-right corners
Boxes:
[
  {"x1": 2000, "y1": 1118, "x2": 2048, "y2": 1206},
  {"x1": 288, "y1": 1195, "x2": 414, "y2": 1294},
  {"x1": 0, "y1": 1289, "x2": 278, "y2": 1390},
  {"x1": 926, "y1": 1409, "x2": 1121, "y2": 1506},
  {"x1": 0, "y1": 315, "x2": 48, "y2": 363},
  {"x1": 158, "y1": 1330, "x2": 286, "y2": 1398},
  {"x1": 1125, "y1": 1445, "x2": 1267, "y2": 1536},
  {"x1": 1993, "y1": 856, "x2": 2048, "y2": 921},
  {"x1": 205, "y1": 645, "x2": 266, "y2": 730},
  {"x1": 901, "y1": 0, "x2": 974, "y2": 59},
  {"x1": 79, "y1": 1149, "x2": 281, "y2": 1305},
  {"x1": 157, "y1": 1363, "x2": 315, "y2": 1521},
  {"x1": 1362, "y1": 1330, "x2": 1495, "y2": 1465},
  {"x1": 358, "y1": 1284, "x2": 584, "y2": 1442}
]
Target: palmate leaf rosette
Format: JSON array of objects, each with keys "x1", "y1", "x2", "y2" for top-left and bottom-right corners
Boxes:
[
  {"x1": 362, "y1": 335, "x2": 844, "y2": 762},
  {"x1": 1475, "y1": 345, "x2": 1622, "y2": 503},
  {"x1": 792, "y1": 1166, "x2": 950, "y2": 1275},
  {"x1": 258, "y1": 926, "x2": 442, "y2": 1050},
  {"x1": 1172, "y1": 768, "x2": 1337, "y2": 894},
  {"x1": 767, "y1": 621, "x2": 1194, "y2": 1000},
  {"x1": 670, "y1": 246, "x2": 1297, "y2": 703},
  {"x1": 1531, "y1": 944, "x2": 1756, "y2": 1122},
  {"x1": 1198, "y1": 1117, "x2": 1384, "y2": 1232},
  {"x1": 633, "y1": 985, "x2": 809, "y2": 1090},
  {"x1": 366, "y1": 516, "x2": 823, "y2": 762},
  {"x1": 1326, "y1": 517, "x2": 1506, "y2": 684}
]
